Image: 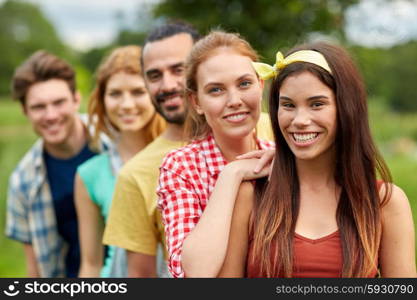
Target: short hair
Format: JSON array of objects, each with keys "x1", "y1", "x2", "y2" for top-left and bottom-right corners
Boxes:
[
  {"x1": 144, "y1": 20, "x2": 200, "y2": 45},
  {"x1": 141, "y1": 21, "x2": 200, "y2": 70},
  {"x1": 88, "y1": 45, "x2": 165, "y2": 149},
  {"x1": 11, "y1": 50, "x2": 76, "y2": 105},
  {"x1": 184, "y1": 30, "x2": 259, "y2": 141}
]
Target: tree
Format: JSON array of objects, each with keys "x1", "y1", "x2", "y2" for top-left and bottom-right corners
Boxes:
[
  {"x1": 153, "y1": 0, "x2": 358, "y2": 62},
  {"x1": 385, "y1": 42, "x2": 417, "y2": 112},
  {"x1": 0, "y1": 0, "x2": 68, "y2": 97},
  {"x1": 352, "y1": 42, "x2": 417, "y2": 112}
]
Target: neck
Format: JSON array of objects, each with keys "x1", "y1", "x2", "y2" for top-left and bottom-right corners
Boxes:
[
  {"x1": 117, "y1": 130, "x2": 149, "y2": 163},
  {"x1": 161, "y1": 123, "x2": 185, "y2": 141},
  {"x1": 296, "y1": 149, "x2": 336, "y2": 190},
  {"x1": 214, "y1": 131, "x2": 256, "y2": 162},
  {"x1": 43, "y1": 117, "x2": 87, "y2": 159}
]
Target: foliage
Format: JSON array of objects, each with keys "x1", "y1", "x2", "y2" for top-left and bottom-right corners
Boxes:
[
  {"x1": 79, "y1": 29, "x2": 147, "y2": 76},
  {"x1": 351, "y1": 41, "x2": 417, "y2": 112},
  {"x1": 153, "y1": 0, "x2": 358, "y2": 61},
  {"x1": 0, "y1": 0, "x2": 70, "y2": 96}
]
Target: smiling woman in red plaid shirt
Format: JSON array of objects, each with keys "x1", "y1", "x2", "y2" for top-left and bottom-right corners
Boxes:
[{"x1": 156, "y1": 31, "x2": 274, "y2": 278}]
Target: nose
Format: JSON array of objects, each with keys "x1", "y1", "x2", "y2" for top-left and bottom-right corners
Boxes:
[
  {"x1": 44, "y1": 105, "x2": 59, "y2": 121},
  {"x1": 226, "y1": 90, "x2": 243, "y2": 108},
  {"x1": 292, "y1": 107, "x2": 312, "y2": 127},
  {"x1": 121, "y1": 93, "x2": 135, "y2": 109},
  {"x1": 161, "y1": 73, "x2": 178, "y2": 92}
]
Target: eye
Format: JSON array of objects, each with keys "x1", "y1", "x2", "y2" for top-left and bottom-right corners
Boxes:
[
  {"x1": 207, "y1": 86, "x2": 223, "y2": 94},
  {"x1": 108, "y1": 91, "x2": 121, "y2": 97},
  {"x1": 54, "y1": 99, "x2": 66, "y2": 106},
  {"x1": 132, "y1": 89, "x2": 145, "y2": 96},
  {"x1": 280, "y1": 101, "x2": 294, "y2": 109},
  {"x1": 311, "y1": 101, "x2": 324, "y2": 108},
  {"x1": 146, "y1": 71, "x2": 161, "y2": 82},
  {"x1": 173, "y1": 66, "x2": 185, "y2": 75},
  {"x1": 239, "y1": 80, "x2": 252, "y2": 88},
  {"x1": 30, "y1": 104, "x2": 45, "y2": 111}
]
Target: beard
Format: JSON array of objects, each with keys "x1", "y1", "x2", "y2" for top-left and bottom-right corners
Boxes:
[{"x1": 154, "y1": 90, "x2": 187, "y2": 125}]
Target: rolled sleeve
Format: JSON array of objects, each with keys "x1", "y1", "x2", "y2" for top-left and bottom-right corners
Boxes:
[
  {"x1": 157, "y1": 155, "x2": 202, "y2": 278},
  {"x1": 5, "y1": 176, "x2": 31, "y2": 243}
]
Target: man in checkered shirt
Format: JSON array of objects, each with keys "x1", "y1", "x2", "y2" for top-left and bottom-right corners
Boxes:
[{"x1": 5, "y1": 51, "x2": 107, "y2": 277}]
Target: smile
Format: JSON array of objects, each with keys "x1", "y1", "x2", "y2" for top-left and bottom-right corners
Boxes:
[
  {"x1": 223, "y1": 112, "x2": 249, "y2": 122},
  {"x1": 292, "y1": 132, "x2": 319, "y2": 144},
  {"x1": 119, "y1": 114, "x2": 139, "y2": 122}
]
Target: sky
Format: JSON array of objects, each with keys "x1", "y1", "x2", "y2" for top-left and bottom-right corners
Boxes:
[
  {"x1": 3, "y1": 0, "x2": 417, "y2": 50},
  {"x1": 19, "y1": 0, "x2": 160, "y2": 50},
  {"x1": 346, "y1": 0, "x2": 417, "y2": 47}
]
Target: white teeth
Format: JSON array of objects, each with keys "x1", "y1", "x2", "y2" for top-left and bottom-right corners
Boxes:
[
  {"x1": 293, "y1": 133, "x2": 318, "y2": 142},
  {"x1": 225, "y1": 113, "x2": 246, "y2": 121}
]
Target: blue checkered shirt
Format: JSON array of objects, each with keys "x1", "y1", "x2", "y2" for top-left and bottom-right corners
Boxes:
[{"x1": 5, "y1": 116, "x2": 110, "y2": 277}]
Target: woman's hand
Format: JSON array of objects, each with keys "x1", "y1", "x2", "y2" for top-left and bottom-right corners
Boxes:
[
  {"x1": 235, "y1": 148, "x2": 275, "y2": 177},
  {"x1": 226, "y1": 157, "x2": 271, "y2": 181}
]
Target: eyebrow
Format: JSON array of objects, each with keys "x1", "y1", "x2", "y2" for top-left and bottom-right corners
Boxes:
[
  {"x1": 279, "y1": 95, "x2": 330, "y2": 101},
  {"x1": 169, "y1": 62, "x2": 184, "y2": 69},
  {"x1": 203, "y1": 73, "x2": 254, "y2": 89},
  {"x1": 145, "y1": 69, "x2": 160, "y2": 77},
  {"x1": 107, "y1": 85, "x2": 146, "y2": 91},
  {"x1": 146, "y1": 62, "x2": 185, "y2": 76},
  {"x1": 29, "y1": 97, "x2": 66, "y2": 108}
]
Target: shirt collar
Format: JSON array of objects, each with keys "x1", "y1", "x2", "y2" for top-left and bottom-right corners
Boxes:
[
  {"x1": 202, "y1": 134, "x2": 227, "y2": 176},
  {"x1": 203, "y1": 133, "x2": 270, "y2": 177}
]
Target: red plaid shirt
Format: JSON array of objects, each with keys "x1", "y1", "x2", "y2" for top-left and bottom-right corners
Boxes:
[{"x1": 157, "y1": 134, "x2": 274, "y2": 278}]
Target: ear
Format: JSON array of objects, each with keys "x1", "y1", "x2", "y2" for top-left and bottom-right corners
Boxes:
[
  {"x1": 259, "y1": 79, "x2": 264, "y2": 90},
  {"x1": 190, "y1": 92, "x2": 203, "y2": 115},
  {"x1": 21, "y1": 103, "x2": 29, "y2": 116},
  {"x1": 74, "y1": 91, "x2": 82, "y2": 111}
]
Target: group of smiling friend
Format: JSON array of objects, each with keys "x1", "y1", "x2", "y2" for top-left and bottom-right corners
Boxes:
[{"x1": 6, "y1": 21, "x2": 416, "y2": 278}]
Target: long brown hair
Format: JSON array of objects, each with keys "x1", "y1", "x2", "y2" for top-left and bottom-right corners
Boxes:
[
  {"x1": 250, "y1": 42, "x2": 392, "y2": 277},
  {"x1": 184, "y1": 30, "x2": 259, "y2": 141},
  {"x1": 89, "y1": 45, "x2": 165, "y2": 149}
]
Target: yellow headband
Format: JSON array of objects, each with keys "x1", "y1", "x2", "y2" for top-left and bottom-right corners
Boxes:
[{"x1": 252, "y1": 50, "x2": 332, "y2": 80}]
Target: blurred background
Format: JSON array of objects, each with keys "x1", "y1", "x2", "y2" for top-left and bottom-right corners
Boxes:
[{"x1": 0, "y1": 0, "x2": 416, "y2": 276}]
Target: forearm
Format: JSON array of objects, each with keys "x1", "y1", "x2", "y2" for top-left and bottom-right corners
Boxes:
[
  {"x1": 23, "y1": 243, "x2": 40, "y2": 277},
  {"x1": 78, "y1": 260, "x2": 102, "y2": 278},
  {"x1": 218, "y1": 182, "x2": 254, "y2": 277},
  {"x1": 75, "y1": 174, "x2": 104, "y2": 278},
  {"x1": 181, "y1": 166, "x2": 244, "y2": 277},
  {"x1": 127, "y1": 251, "x2": 157, "y2": 278}
]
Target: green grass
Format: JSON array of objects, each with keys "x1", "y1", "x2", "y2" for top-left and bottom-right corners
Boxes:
[
  {"x1": 0, "y1": 97, "x2": 416, "y2": 277},
  {"x1": 0, "y1": 98, "x2": 37, "y2": 277}
]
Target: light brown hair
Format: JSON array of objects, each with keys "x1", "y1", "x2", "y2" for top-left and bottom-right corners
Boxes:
[
  {"x1": 88, "y1": 45, "x2": 165, "y2": 149},
  {"x1": 11, "y1": 50, "x2": 76, "y2": 105},
  {"x1": 184, "y1": 30, "x2": 259, "y2": 141}
]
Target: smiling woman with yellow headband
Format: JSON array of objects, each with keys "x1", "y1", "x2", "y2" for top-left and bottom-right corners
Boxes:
[{"x1": 219, "y1": 42, "x2": 416, "y2": 278}]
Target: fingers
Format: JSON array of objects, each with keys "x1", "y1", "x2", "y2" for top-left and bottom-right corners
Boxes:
[
  {"x1": 253, "y1": 154, "x2": 271, "y2": 173},
  {"x1": 253, "y1": 149, "x2": 275, "y2": 173},
  {"x1": 267, "y1": 157, "x2": 275, "y2": 181},
  {"x1": 235, "y1": 150, "x2": 266, "y2": 160}
]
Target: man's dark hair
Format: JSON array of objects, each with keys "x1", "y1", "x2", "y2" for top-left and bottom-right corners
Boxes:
[
  {"x1": 144, "y1": 20, "x2": 200, "y2": 45},
  {"x1": 141, "y1": 21, "x2": 200, "y2": 69},
  {"x1": 11, "y1": 50, "x2": 76, "y2": 105}
]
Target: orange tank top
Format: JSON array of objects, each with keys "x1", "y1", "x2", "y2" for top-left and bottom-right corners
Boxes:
[
  {"x1": 246, "y1": 181, "x2": 383, "y2": 277},
  {"x1": 246, "y1": 230, "x2": 378, "y2": 277}
]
